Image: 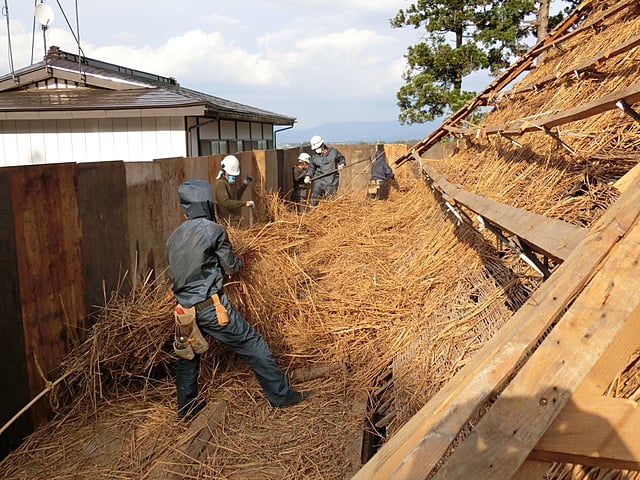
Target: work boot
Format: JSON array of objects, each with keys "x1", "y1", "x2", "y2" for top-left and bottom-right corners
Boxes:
[{"x1": 271, "y1": 390, "x2": 308, "y2": 408}]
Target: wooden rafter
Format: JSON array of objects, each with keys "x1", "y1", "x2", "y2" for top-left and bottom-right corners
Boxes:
[
  {"x1": 352, "y1": 173, "x2": 640, "y2": 480},
  {"x1": 486, "y1": 34, "x2": 640, "y2": 99},
  {"x1": 442, "y1": 82, "x2": 640, "y2": 141},
  {"x1": 432, "y1": 240, "x2": 640, "y2": 479},
  {"x1": 421, "y1": 162, "x2": 587, "y2": 262}
]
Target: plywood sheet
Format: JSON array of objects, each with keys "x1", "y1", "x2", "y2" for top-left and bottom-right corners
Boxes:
[
  {"x1": 11, "y1": 163, "x2": 86, "y2": 423},
  {"x1": 77, "y1": 161, "x2": 129, "y2": 312}
]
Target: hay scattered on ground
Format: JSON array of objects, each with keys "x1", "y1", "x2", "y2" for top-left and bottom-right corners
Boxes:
[{"x1": 0, "y1": 178, "x2": 541, "y2": 480}]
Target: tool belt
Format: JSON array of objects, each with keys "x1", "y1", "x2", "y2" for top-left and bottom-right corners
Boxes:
[
  {"x1": 368, "y1": 179, "x2": 383, "y2": 195},
  {"x1": 194, "y1": 293, "x2": 230, "y2": 326},
  {"x1": 173, "y1": 302, "x2": 210, "y2": 360}
]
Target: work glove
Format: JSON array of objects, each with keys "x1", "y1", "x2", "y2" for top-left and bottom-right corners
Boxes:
[
  {"x1": 338, "y1": 164, "x2": 345, "y2": 171},
  {"x1": 244, "y1": 175, "x2": 253, "y2": 185},
  {"x1": 246, "y1": 200, "x2": 255, "y2": 208},
  {"x1": 304, "y1": 176, "x2": 311, "y2": 184}
]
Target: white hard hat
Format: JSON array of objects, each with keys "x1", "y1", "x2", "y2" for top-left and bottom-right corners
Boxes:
[
  {"x1": 297, "y1": 152, "x2": 311, "y2": 163},
  {"x1": 221, "y1": 155, "x2": 240, "y2": 176},
  {"x1": 310, "y1": 135, "x2": 324, "y2": 150}
]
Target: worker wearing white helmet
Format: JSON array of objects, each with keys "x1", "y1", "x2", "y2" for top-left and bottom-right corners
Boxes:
[
  {"x1": 304, "y1": 135, "x2": 346, "y2": 207},
  {"x1": 291, "y1": 152, "x2": 311, "y2": 214},
  {"x1": 214, "y1": 155, "x2": 254, "y2": 227}
]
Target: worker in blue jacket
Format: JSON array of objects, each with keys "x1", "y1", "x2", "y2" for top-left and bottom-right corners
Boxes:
[
  {"x1": 367, "y1": 143, "x2": 395, "y2": 200},
  {"x1": 166, "y1": 180, "x2": 306, "y2": 418},
  {"x1": 304, "y1": 135, "x2": 346, "y2": 207}
]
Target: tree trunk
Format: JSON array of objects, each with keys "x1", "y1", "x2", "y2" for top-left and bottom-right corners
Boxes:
[
  {"x1": 454, "y1": 27, "x2": 464, "y2": 93},
  {"x1": 537, "y1": 0, "x2": 550, "y2": 41}
]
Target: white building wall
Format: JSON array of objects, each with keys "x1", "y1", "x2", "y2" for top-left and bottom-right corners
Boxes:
[{"x1": 0, "y1": 116, "x2": 187, "y2": 166}]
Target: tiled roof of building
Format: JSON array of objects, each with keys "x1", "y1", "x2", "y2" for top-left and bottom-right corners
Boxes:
[{"x1": 0, "y1": 46, "x2": 296, "y2": 125}]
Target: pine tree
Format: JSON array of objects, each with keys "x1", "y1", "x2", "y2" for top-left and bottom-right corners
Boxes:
[{"x1": 392, "y1": 0, "x2": 578, "y2": 124}]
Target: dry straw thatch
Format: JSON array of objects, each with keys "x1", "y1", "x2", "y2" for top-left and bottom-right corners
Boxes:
[
  {"x1": 3, "y1": 1, "x2": 640, "y2": 478},
  {"x1": 0, "y1": 174, "x2": 542, "y2": 479}
]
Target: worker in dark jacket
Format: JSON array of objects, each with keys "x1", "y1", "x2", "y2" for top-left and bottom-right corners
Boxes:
[
  {"x1": 166, "y1": 180, "x2": 306, "y2": 418},
  {"x1": 214, "y1": 155, "x2": 254, "y2": 227},
  {"x1": 291, "y1": 152, "x2": 310, "y2": 214},
  {"x1": 304, "y1": 135, "x2": 346, "y2": 207},
  {"x1": 367, "y1": 144, "x2": 395, "y2": 200}
]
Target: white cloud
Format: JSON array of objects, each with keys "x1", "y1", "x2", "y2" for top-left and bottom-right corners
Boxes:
[{"x1": 0, "y1": 1, "x2": 424, "y2": 128}]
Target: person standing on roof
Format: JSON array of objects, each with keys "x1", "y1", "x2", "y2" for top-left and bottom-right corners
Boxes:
[
  {"x1": 367, "y1": 143, "x2": 396, "y2": 200},
  {"x1": 291, "y1": 152, "x2": 311, "y2": 214},
  {"x1": 303, "y1": 135, "x2": 346, "y2": 207},
  {"x1": 166, "y1": 180, "x2": 307, "y2": 418},
  {"x1": 214, "y1": 155, "x2": 254, "y2": 227}
]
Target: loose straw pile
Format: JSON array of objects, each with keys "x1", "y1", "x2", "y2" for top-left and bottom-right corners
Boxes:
[{"x1": 0, "y1": 179, "x2": 540, "y2": 479}]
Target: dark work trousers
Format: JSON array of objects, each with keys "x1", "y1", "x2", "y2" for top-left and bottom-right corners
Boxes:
[
  {"x1": 291, "y1": 187, "x2": 309, "y2": 214},
  {"x1": 309, "y1": 177, "x2": 339, "y2": 207},
  {"x1": 175, "y1": 293, "x2": 293, "y2": 415}
]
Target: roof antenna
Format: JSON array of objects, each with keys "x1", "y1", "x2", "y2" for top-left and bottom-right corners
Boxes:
[
  {"x1": 34, "y1": 2, "x2": 54, "y2": 59},
  {"x1": 2, "y1": 0, "x2": 16, "y2": 83}
]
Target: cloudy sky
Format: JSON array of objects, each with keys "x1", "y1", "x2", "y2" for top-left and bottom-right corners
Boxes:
[{"x1": 0, "y1": 1, "x2": 488, "y2": 132}]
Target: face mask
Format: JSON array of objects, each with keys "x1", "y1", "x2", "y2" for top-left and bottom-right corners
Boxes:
[
  {"x1": 227, "y1": 175, "x2": 236, "y2": 184},
  {"x1": 315, "y1": 148, "x2": 322, "y2": 154}
]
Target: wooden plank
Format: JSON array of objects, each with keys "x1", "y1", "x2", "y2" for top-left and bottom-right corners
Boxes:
[
  {"x1": 423, "y1": 163, "x2": 587, "y2": 262},
  {"x1": 12, "y1": 163, "x2": 87, "y2": 425},
  {"x1": 525, "y1": 284, "x2": 640, "y2": 469},
  {"x1": 343, "y1": 391, "x2": 369, "y2": 480},
  {"x1": 496, "y1": 82, "x2": 640, "y2": 136},
  {"x1": 531, "y1": 394, "x2": 640, "y2": 470},
  {"x1": 157, "y1": 156, "x2": 188, "y2": 272},
  {"x1": 432, "y1": 218, "x2": 640, "y2": 479},
  {"x1": 352, "y1": 174, "x2": 640, "y2": 480},
  {"x1": 77, "y1": 161, "x2": 130, "y2": 311},
  {"x1": 575, "y1": 276, "x2": 640, "y2": 397},
  {"x1": 614, "y1": 161, "x2": 640, "y2": 194},
  {"x1": 144, "y1": 401, "x2": 227, "y2": 480},
  {"x1": 0, "y1": 168, "x2": 33, "y2": 457},
  {"x1": 125, "y1": 162, "x2": 164, "y2": 285}
]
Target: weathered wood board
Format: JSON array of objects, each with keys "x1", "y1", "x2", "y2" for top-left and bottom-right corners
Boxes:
[
  {"x1": 77, "y1": 161, "x2": 129, "y2": 312},
  {"x1": 11, "y1": 163, "x2": 87, "y2": 424}
]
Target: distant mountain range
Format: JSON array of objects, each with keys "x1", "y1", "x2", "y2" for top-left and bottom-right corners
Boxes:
[{"x1": 275, "y1": 120, "x2": 440, "y2": 147}]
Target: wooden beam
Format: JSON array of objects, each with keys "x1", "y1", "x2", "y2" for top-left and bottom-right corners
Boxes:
[
  {"x1": 492, "y1": 82, "x2": 640, "y2": 136},
  {"x1": 614, "y1": 161, "x2": 640, "y2": 194},
  {"x1": 144, "y1": 401, "x2": 227, "y2": 480},
  {"x1": 351, "y1": 174, "x2": 640, "y2": 480},
  {"x1": 432, "y1": 219, "x2": 640, "y2": 479},
  {"x1": 422, "y1": 163, "x2": 587, "y2": 262},
  {"x1": 531, "y1": 394, "x2": 640, "y2": 470},
  {"x1": 505, "y1": 34, "x2": 640, "y2": 98}
]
